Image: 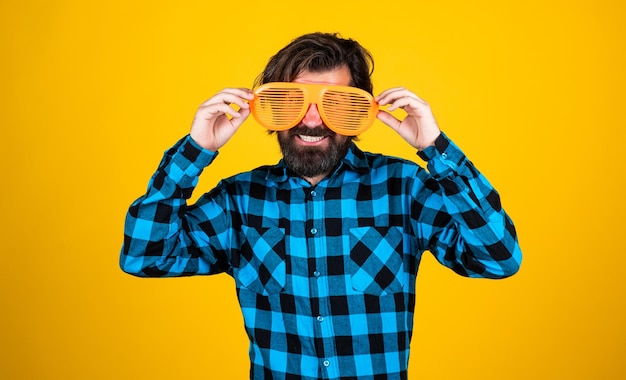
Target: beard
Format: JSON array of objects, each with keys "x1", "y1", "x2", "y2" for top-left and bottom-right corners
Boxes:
[{"x1": 277, "y1": 124, "x2": 352, "y2": 178}]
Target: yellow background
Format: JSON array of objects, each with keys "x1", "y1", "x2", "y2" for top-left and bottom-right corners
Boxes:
[{"x1": 2, "y1": 0, "x2": 625, "y2": 379}]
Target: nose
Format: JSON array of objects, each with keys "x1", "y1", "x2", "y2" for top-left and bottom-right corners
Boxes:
[{"x1": 301, "y1": 103, "x2": 323, "y2": 127}]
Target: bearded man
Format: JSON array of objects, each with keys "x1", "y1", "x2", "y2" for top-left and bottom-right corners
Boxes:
[{"x1": 121, "y1": 32, "x2": 522, "y2": 380}]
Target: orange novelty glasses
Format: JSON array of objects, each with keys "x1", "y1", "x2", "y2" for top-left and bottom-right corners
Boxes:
[{"x1": 250, "y1": 82, "x2": 378, "y2": 136}]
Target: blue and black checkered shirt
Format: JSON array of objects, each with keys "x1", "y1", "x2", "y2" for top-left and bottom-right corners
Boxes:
[{"x1": 121, "y1": 132, "x2": 521, "y2": 380}]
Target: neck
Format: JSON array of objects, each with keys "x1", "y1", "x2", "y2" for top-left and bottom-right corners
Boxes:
[{"x1": 303, "y1": 173, "x2": 328, "y2": 186}]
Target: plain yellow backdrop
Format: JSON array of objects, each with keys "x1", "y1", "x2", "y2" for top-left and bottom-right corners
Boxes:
[{"x1": 1, "y1": 0, "x2": 625, "y2": 379}]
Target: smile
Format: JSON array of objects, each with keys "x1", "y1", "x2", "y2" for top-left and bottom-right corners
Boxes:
[{"x1": 298, "y1": 135, "x2": 325, "y2": 143}]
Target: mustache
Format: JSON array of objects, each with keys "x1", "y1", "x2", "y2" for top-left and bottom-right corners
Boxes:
[{"x1": 288, "y1": 124, "x2": 335, "y2": 137}]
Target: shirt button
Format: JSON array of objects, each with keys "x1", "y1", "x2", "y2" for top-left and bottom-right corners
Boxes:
[
  {"x1": 313, "y1": 270, "x2": 321, "y2": 278},
  {"x1": 441, "y1": 152, "x2": 448, "y2": 159},
  {"x1": 317, "y1": 315, "x2": 324, "y2": 322},
  {"x1": 310, "y1": 228, "x2": 318, "y2": 235},
  {"x1": 323, "y1": 360, "x2": 330, "y2": 367},
  {"x1": 310, "y1": 190, "x2": 317, "y2": 197}
]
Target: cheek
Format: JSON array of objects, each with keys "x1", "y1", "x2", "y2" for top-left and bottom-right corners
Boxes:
[
  {"x1": 332, "y1": 135, "x2": 351, "y2": 145},
  {"x1": 277, "y1": 131, "x2": 289, "y2": 142}
]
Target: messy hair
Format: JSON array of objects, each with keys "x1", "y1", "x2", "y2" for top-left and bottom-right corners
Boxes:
[{"x1": 254, "y1": 32, "x2": 374, "y2": 94}]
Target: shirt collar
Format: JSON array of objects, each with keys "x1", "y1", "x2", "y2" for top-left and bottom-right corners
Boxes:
[{"x1": 265, "y1": 142, "x2": 370, "y2": 183}]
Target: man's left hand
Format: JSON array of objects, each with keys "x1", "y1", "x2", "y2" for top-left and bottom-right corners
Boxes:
[{"x1": 375, "y1": 87, "x2": 441, "y2": 150}]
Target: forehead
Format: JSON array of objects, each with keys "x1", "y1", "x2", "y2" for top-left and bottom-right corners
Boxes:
[{"x1": 293, "y1": 65, "x2": 352, "y2": 86}]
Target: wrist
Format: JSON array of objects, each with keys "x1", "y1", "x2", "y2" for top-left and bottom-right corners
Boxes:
[
  {"x1": 189, "y1": 132, "x2": 219, "y2": 152},
  {"x1": 416, "y1": 130, "x2": 441, "y2": 151}
]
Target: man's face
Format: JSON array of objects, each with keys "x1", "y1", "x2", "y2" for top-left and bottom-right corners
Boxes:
[{"x1": 277, "y1": 66, "x2": 353, "y2": 180}]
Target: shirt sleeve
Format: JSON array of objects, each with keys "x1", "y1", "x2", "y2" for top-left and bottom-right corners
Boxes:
[
  {"x1": 120, "y1": 135, "x2": 231, "y2": 277},
  {"x1": 413, "y1": 132, "x2": 522, "y2": 278}
]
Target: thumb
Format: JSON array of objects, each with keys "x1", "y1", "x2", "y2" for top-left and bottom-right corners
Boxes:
[
  {"x1": 230, "y1": 107, "x2": 251, "y2": 129},
  {"x1": 376, "y1": 110, "x2": 401, "y2": 131}
]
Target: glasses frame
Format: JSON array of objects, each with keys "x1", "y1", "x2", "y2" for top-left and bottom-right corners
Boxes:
[{"x1": 250, "y1": 82, "x2": 378, "y2": 136}]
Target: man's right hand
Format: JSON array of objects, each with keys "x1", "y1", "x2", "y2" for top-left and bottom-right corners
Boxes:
[{"x1": 190, "y1": 88, "x2": 254, "y2": 152}]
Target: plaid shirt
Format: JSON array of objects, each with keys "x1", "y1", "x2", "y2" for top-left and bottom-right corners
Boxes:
[{"x1": 121, "y1": 133, "x2": 521, "y2": 380}]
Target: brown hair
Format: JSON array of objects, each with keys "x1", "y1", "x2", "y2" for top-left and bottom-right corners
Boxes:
[{"x1": 254, "y1": 32, "x2": 374, "y2": 94}]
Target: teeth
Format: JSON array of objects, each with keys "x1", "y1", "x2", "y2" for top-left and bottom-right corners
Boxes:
[{"x1": 299, "y1": 135, "x2": 324, "y2": 143}]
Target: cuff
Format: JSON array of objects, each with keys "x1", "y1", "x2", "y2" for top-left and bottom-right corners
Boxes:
[
  {"x1": 164, "y1": 135, "x2": 219, "y2": 179},
  {"x1": 416, "y1": 132, "x2": 466, "y2": 178}
]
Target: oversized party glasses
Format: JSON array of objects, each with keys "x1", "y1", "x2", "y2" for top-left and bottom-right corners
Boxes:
[{"x1": 249, "y1": 82, "x2": 378, "y2": 136}]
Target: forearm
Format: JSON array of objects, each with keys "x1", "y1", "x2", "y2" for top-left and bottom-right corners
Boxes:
[
  {"x1": 120, "y1": 135, "x2": 221, "y2": 277},
  {"x1": 416, "y1": 133, "x2": 522, "y2": 278}
]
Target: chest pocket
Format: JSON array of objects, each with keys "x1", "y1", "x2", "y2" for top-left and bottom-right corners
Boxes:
[
  {"x1": 350, "y1": 226, "x2": 404, "y2": 295},
  {"x1": 235, "y1": 226, "x2": 286, "y2": 295}
]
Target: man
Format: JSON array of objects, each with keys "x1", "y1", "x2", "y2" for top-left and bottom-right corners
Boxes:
[{"x1": 121, "y1": 32, "x2": 522, "y2": 380}]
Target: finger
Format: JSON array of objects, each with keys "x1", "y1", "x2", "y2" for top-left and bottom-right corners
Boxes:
[
  {"x1": 386, "y1": 97, "x2": 421, "y2": 112},
  {"x1": 375, "y1": 87, "x2": 405, "y2": 102},
  {"x1": 205, "y1": 92, "x2": 252, "y2": 110},
  {"x1": 198, "y1": 103, "x2": 243, "y2": 119},
  {"x1": 230, "y1": 108, "x2": 251, "y2": 129},
  {"x1": 376, "y1": 110, "x2": 401, "y2": 130},
  {"x1": 217, "y1": 94, "x2": 251, "y2": 110},
  {"x1": 219, "y1": 87, "x2": 254, "y2": 99},
  {"x1": 201, "y1": 88, "x2": 254, "y2": 107},
  {"x1": 377, "y1": 91, "x2": 422, "y2": 107},
  {"x1": 376, "y1": 88, "x2": 423, "y2": 106}
]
